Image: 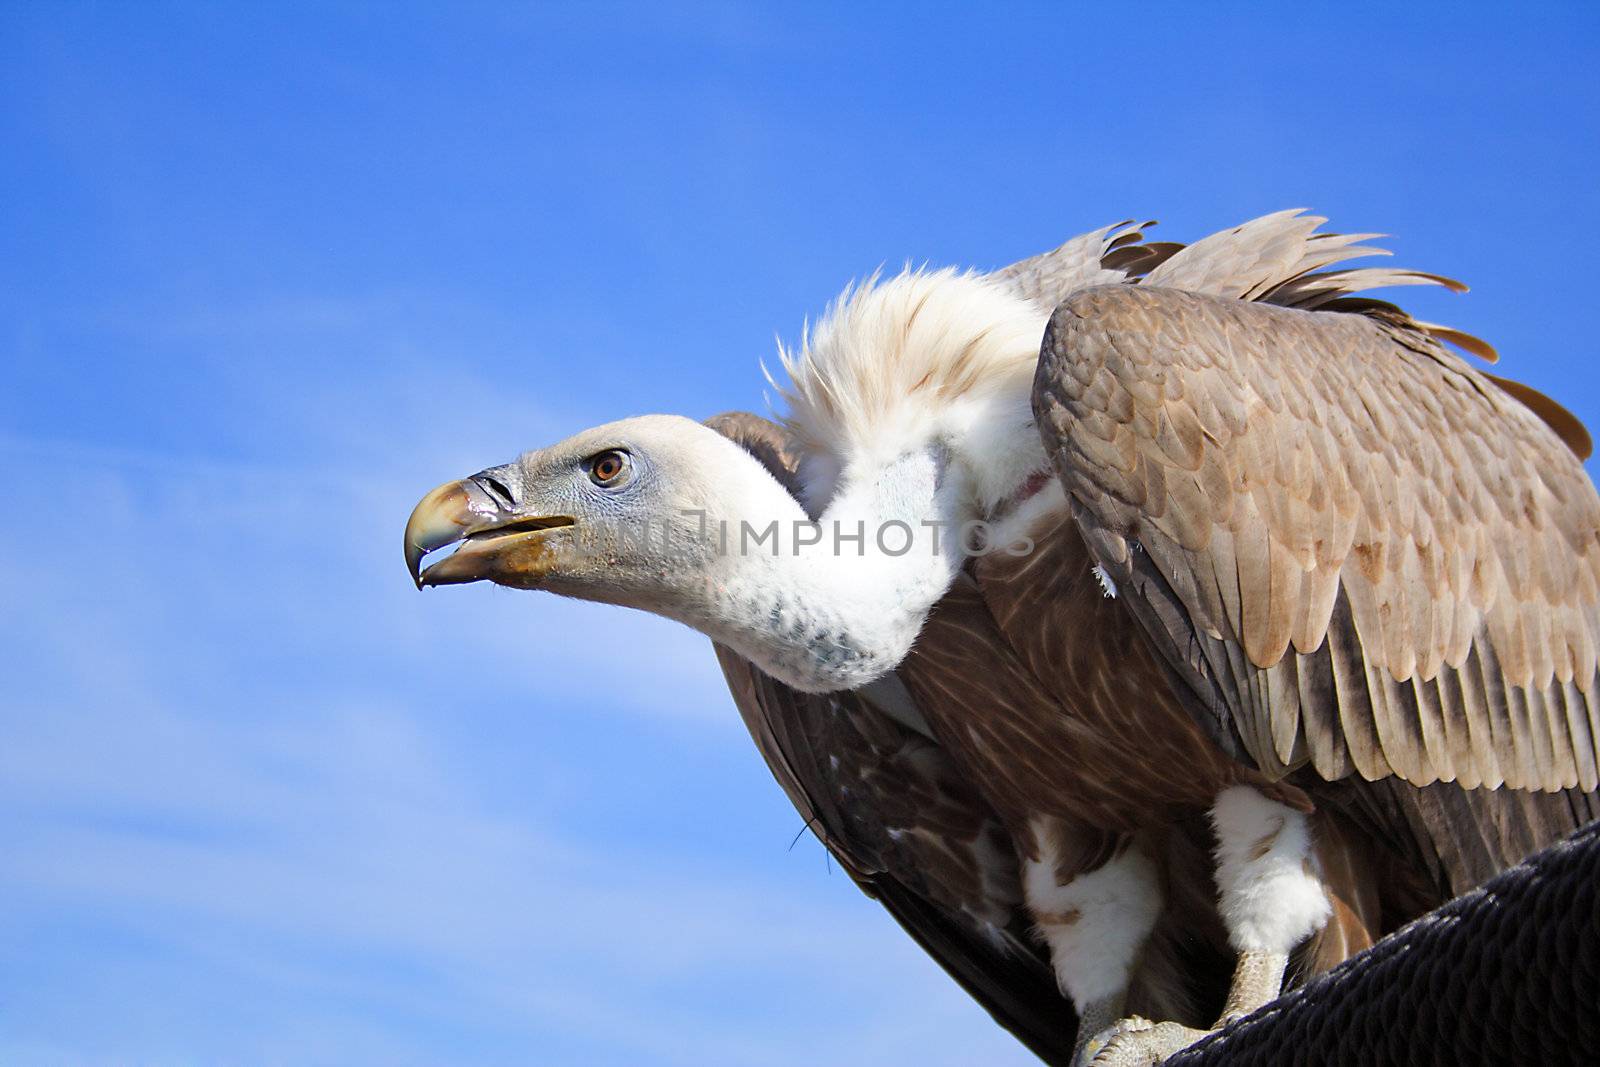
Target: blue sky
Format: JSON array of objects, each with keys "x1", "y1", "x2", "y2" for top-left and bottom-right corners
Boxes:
[{"x1": 2, "y1": 3, "x2": 1597, "y2": 1065}]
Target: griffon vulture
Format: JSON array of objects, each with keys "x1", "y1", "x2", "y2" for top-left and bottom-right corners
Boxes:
[{"x1": 404, "y1": 211, "x2": 1600, "y2": 1066}]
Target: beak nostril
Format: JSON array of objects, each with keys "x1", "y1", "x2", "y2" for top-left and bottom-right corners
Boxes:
[{"x1": 478, "y1": 475, "x2": 516, "y2": 508}]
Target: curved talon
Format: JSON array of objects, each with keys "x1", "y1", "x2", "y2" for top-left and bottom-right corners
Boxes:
[
  {"x1": 1089, "y1": 1018, "x2": 1215, "y2": 1067},
  {"x1": 1075, "y1": 1017, "x2": 1138, "y2": 1067}
]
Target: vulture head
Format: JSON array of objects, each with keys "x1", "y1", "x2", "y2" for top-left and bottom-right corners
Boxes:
[{"x1": 406, "y1": 413, "x2": 786, "y2": 599}]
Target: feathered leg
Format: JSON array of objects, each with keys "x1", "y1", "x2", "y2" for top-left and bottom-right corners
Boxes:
[
  {"x1": 1090, "y1": 787, "x2": 1332, "y2": 1066},
  {"x1": 1018, "y1": 819, "x2": 1165, "y2": 1067}
]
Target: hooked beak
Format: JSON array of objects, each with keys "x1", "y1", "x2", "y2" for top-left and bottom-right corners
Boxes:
[{"x1": 404, "y1": 477, "x2": 575, "y2": 590}]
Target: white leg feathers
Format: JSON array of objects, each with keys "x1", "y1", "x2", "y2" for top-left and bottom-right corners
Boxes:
[
  {"x1": 1022, "y1": 834, "x2": 1163, "y2": 1008},
  {"x1": 1209, "y1": 786, "x2": 1331, "y2": 955}
]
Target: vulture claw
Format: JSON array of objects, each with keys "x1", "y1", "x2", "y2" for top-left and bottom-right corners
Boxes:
[{"x1": 1087, "y1": 1017, "x2": 1214, "y2": 1067}]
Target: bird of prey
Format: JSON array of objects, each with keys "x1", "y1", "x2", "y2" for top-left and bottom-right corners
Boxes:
[{"x1": 404, "y1": 210, "x2": 1600, "y2": 1065}]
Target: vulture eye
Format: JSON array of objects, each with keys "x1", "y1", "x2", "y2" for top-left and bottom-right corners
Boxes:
[{"x1": 587, "y1": 450, "x2": 630, "y2": 486}]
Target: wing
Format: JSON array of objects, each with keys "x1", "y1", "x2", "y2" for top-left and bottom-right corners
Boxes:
[
  {"x1": 991, "y1": 219, "x2": 1180, "y2": 311},
  {"x1": 1032, "y1": 264, "x2": 1600, "y2": 801},
  {"x1": 705, "y1": 412, "x2": 1078, "y2": 1066}
]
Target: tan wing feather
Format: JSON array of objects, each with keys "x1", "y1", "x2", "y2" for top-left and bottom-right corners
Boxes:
[
  {"x1": 1485, "y1": 373, "x2": 1594, "y2": 459},
  {"x1": 1034, "y1": 286, "x2": 1600, "y2": 793},
  {"x1": 990, "y1": 220, "x2": 1151, "y2": 313},
  {"x1": 1140, "y1": 209, "x2": 1393, "y2": 300}
]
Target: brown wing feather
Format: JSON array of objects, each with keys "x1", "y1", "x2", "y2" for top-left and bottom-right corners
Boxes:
[
  {"x1": 715, "y1": 648, "x2": 1081, "y2": 1065},
  {"x1": 1033, "y1": 286, "x2": 1600, "y2": 797}
]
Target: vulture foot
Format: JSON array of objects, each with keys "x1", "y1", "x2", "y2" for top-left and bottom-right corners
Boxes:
[
  {"x1": 1083, "y1": 1016, "x2": 1213, "y2": 1066},
  {"x1": 1083, "y1": 949, "x2": 1292, "y2": 1065}
]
